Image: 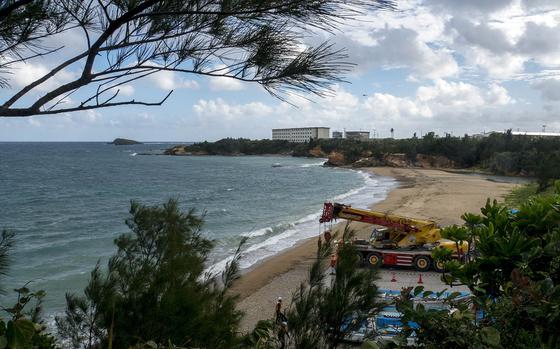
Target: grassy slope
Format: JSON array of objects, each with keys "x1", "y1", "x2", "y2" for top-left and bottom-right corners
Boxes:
[{"x1": 505, "y1": 182, "x2": 556, "y2": 208}]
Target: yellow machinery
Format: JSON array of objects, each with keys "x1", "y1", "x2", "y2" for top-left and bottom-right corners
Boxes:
[{"x1": 319, "y1": 202, "x2": 466, "y2": 272}]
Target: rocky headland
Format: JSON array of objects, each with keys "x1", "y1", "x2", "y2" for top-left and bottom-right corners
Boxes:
[{"x1": 163, "y1": 141, "x2": 458, "y2": 171}]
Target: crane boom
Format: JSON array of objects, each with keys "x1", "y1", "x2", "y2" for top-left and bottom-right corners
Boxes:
[
  {"x1": 320, "y1": 202, "x2": 436, "y2": 233},
  {"x1": 320, "y1": 202, "x2": 444, "y2": 248}
]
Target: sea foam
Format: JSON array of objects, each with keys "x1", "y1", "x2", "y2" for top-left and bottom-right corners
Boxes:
[{"x1": 207, "y1": 170, "x2": 396, "y2": 276}]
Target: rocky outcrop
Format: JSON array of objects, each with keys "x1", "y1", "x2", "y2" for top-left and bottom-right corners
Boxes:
[
  {"x1": 351, "y1": 157, "x2": 384, "y2": 168},
  {"x1": 110, "y1": 138, "x2": 142, "y2": 145},
  {"x1": 349, "y1": 153, "x2": 456, "y2": 169},
  {"x1": 164, "y1": 145, "x2": 208, "y2": 156},
  {"x1": 324, "y1": 151, "x2": 346, "y2": 167},
  {"x1": 164, "y1": 145, "x2": 187, "y2": 155},
  {"x1": 308, "y1": 146, "x2": 327, "y2": 158},
  {"x1": 384, "y1": 153, "x2": 410, "y2": 167},
  {"x1": 415, "y1": 154, "x2": 455, "y2": 168}
]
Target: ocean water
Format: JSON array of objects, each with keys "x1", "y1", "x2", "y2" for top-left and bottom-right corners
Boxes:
[{"x1": 0, "y1": 142, "x2": 395, "y2": 319}]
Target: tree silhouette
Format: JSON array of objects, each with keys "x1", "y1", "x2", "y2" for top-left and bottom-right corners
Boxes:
[{"x1": 0, "y1": 0, "x2": 395, "y2": 117}]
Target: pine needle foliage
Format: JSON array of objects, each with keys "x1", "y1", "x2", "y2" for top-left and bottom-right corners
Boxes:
[
  {"x1": 56, "y1": 199, "x2": 244, "y2": 349},
  {"x1": 0, "y1": 230, "x2": 15, "y2": 294},
  {"x1": 0, "y1": 0, "x2": 396, "y2": 116}
]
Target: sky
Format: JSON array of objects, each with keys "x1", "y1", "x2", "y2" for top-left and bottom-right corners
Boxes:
[{"x1": 1, "y1": 0, "x2": 560, "y2": 141}]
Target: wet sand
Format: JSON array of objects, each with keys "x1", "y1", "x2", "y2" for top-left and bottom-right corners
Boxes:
[{"x1": 231, "y1": 167, "x2": 518, "y2": 332}]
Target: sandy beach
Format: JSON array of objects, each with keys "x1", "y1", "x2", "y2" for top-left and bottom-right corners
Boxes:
[{"x1": 231, "y1": 167, "x2": 519, "y2": 332}]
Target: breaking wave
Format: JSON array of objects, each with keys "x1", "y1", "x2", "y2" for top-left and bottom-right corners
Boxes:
[{"x1": 207, "y1": 170, "x2": 396, "y2": 275}]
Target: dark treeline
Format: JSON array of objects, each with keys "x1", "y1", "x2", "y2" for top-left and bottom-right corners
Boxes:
[
  {"x1": 185, "y1": 131, "x2": 560, "y2": 190},
  {"x1": 186, "y1": 138, "x2": 297, "y2": 155}
]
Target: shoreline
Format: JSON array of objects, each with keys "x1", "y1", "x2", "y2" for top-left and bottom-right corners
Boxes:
[
  {"x1": 231, "y1": 167, "x2": 519, "y2": 332},
  {"x1": 229, "y1": 168, "x2": 396, "y2": 301}
]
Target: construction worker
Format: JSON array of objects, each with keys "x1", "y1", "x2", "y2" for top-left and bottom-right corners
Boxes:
[
  {"x1": 330, "y1": 254, "x2": 337, "y2": 275},
  {"x1": 275, "y1": 297, "x2": 283, "y2": 322},
  {"x1": 278, "y1": 321, "x2": 288, "y2": 349}
]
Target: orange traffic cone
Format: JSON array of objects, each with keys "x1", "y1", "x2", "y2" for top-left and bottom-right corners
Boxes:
[
  {"x1": 417, "y1": 273, "x2": 424, "y2": 284},
  {"x1": 391, "y1": 272, "x2": 397, "y2": 282}
]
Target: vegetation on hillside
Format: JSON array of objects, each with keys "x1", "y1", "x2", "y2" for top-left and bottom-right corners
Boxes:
[
  {"x1": 504, "y1": 182, "x2": 556, "y2": 208},
  {"x1": 179, "y1": 131, "x2": 560, "y2": 190},
  {"x1": 176, "y1": 139, "x2": 298, "y2": 156}
]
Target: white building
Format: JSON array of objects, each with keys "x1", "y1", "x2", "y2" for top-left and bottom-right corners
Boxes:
[
  {"x1": 272, "y1": 127, "x2": 330, "y2": 143},
  {"x1": 509, "y1": 131, "x2": 560, "y2": 137},
  {"x1": 481, "y1": 131, "x2": 560, "y2": 138}
]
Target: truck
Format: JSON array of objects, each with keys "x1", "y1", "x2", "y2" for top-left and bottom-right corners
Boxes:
[{"x1": 319, "y1": 202, "x2": 466, "y2": 272}]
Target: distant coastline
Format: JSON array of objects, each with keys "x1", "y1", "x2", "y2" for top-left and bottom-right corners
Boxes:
[{"x1": 159, "y1": 135, "x2": 557, "y2": 186}]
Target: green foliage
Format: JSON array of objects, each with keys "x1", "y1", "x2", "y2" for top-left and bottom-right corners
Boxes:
[
  {"x1": 55, "y1": 264, "x2": 107, "y2": 349},
  {"x1": 282, "y1": 227, "x2": 383, "y2": 349},
  {"x1": 536, "y1": 150, "x2": 560, "y2": 191},
  {"x1": 441, "y1": 225, "x2": 469, "y2": 254},
  {"x1": 0, "y1": 230, "x2": 15, "y2": 294},
  {"x1": 238, "y1": 320, "x2": 278, "y2": 349},
  {"x1": 398, "y1": 189, "x2": 560, "y2": 348},
  {"x1": 505, "y1": 183, "x2": 542, "y2": 208},
  {"x1": 0, "y1": 230, "x2": 57, "y2": 349},
  {"x1": 0, "y1": 289, "x2": 57, "y2": 349},
  {"x1": 56, "y1": 199, "x2": 244, "y2": 349},
  {"x1": 186, "y1": 138, "x2": 299, "y2": 156}
]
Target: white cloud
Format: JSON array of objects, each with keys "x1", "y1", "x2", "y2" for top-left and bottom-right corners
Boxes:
[
  {"x1": 4, "y1": 60, "x2": 76, "y2": 91},
  {"x1": 362, "y1": 80, "x2": 514, "y2": 122},
  {"x1": 521, "y1": 0, "x2": 559, "y2": 11},
  {"x1": 193, "y1": 98, "x2": 272, "y2": 122},
  {"x1": 516, "y1": 22, "x2": 560, "y2": 65},
  {"x1": 189, "y1": 81, "x2": 515, "y2": 139},
  {"x1": 108, "y1": 84, "x2": 135, "y2": 96},
  {"x1": 532, "y1": 78, "x2": 560, "y2": 101},
  {"x1": 203, "y1": 63, "x2": 246, "y2": 91},
  {"x1": 487, "y1": 83, "x2": 513, "y2": 105},
  {"x1": 463, "y1": 50, "x2": 525, "y2": 79},
  {"x1": 424, "y1": 0, "x2": 516, "y2": 17},
  {"x1": 341, "y1": 26, "x2": 458, "y2": 80},
  {"x1": 446, "y1": 18, "x2": 514, "y2": 54},
  {"x1": 149, "y1": 70, "x2": 199, "y2": 90},
  {"x1": 364, "y1": 93, "x2": 433, "y2": 119},
  {"x1": 209, "y1": 76, "x2": 245, "y2": 91},
  {"x1": 418, "y1": 80, "x2": 485, "y2": 109}
]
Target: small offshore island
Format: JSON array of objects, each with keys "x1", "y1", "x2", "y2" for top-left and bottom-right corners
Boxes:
[{"x1": 109, "y1": 137, "x2": 143, "y2": 145}]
